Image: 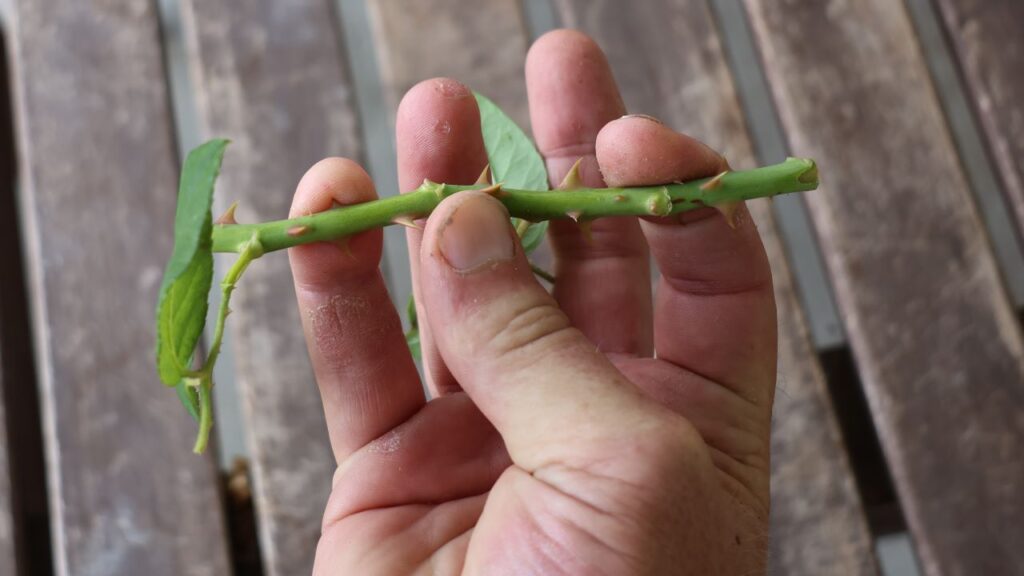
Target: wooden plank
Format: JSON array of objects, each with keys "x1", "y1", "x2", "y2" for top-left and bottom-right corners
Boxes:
[
  {"x1": 368, "y1": 0, "x2": 531, "y2": 129},
  {"x1": 554, "y1": 2, "x2": 879, "y2": 574},
  {"x1": 0, "y1": 336, "x2": 17, "y2": 576},
  {"x1": 179, "y1": 1, "x2": 363, "y2": 574},
  {"x1": 0, "y1": 24, "x2": 26, "y2": 575},
  {"x1": 744, "y1": 1, "x2": 1024, "y2": 574},
  {"x1": 8, "y1": 1, "x2": 231, "y2": 574},
  {"x1": 933, "y1": 0, "x2": 1024, "y2": 241}
]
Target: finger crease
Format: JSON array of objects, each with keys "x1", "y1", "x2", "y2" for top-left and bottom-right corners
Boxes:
[{"x1": 541, "y1": 142, "x2": 596, "y2": 161}]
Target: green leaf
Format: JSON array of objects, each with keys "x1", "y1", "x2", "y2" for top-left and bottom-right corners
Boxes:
[
  {"x1": 404, "y1": 294, "x2": 421, "y2": 360},
  {"x1": 176, "y1": 380, "x2": 200, "y2": 421},
  {"x1": 474, "y1": 92, "x2": 548, "y2": 191},
  {"x1": 520, "y1": 220, "x2": 548, "y2": 255},
  {"x1": 406, "y1": 294, "x2": 418, "y2": 330},
  {"x1": 405, "y1": 328, "x2": 421, "y2": 360},
  {"x1": 473, "y1": 91, "x2": 550, "y2": 257},
  {"x1": 155, "y1": 139, "x2": 229, "y2": 385}
]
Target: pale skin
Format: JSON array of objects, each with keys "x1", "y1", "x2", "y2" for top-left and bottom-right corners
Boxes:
[{"x1": 288, "y1": 30, "x2": 775, "y2": 575}]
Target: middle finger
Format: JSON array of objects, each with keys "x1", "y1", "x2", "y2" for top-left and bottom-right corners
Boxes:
[
  {"x1": 396, "y1": 78, "x2": 489, "y2": 395},
  {"x1": 526, "y1": 30, "x2": 653, "y2": 356}
]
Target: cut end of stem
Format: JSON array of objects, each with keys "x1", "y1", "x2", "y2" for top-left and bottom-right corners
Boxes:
[{"x1": 794, "y1": 158, "x2": 818, "y2": 185}]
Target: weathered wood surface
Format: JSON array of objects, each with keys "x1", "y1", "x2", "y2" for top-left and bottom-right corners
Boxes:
[
  {"x1": 368, "y1": 0, "x2": 531, "y2": 130},
  {"x1": 9, "y1": 1, "x2": 231, "y2": 574},
  {"x1": 745, "y1": 1, "x2": 1024, "y2": 574},
  {"x1": 180, "y1": 1, "x2": 363, "y2": 573},
  {"x1": 554, "y1": 2, "x2": 879, "y2": 574},
  {"x1": 0, "y1": 26, "x2": 23, "y2": 574},
  {"x1": 934, "y1": 0, "x2": 1024, "y2": 241},
  {"x1": 0, "y1": 334, "x2": 17, "y2": 576}
]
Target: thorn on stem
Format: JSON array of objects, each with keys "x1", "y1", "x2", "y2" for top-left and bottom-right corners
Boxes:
[
  {"x1": 477, "y1": 182, "x2": 504, "y2": 197},
  {"x1": 713, "y1": 201, "x2": 741, "y2": 229},
  {"x1": 475, "y1": 165, "x2": 492, "y2": 185},
  {"x1": 567, "y1": 210, "x2": 583, "y2": 223},
  {"x1": 287, "y1": 225, "x2": 311, "y2": 237},
  {"x1": 215, "y1": 201, "x2": 239, "y2": 225},
  {"x1": 613, "y1": 194, "x2": 627, "y2": 202},
  {"x1": 557, "y1": 158, "x2": 584, "y2": 190},
  {"x1": 700, "y1": 170, "x2": 729, "y2": 192},
  {"x1": 391, "y1": 215, "x2": 422, "y2": 230}
]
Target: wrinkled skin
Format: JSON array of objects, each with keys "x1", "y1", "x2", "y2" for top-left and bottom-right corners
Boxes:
[{"x1": 288, "y1": 30, "x2": 775, "y2": 576}]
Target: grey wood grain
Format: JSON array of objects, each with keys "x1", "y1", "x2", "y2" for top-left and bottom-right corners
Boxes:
[
  {"x1": 933, "y1": 0, "x2": 1024, "y2": 242},
  {"x1": 554, "y1": 2, "x2": 879, "y2": 574},
  {"x1": 9, "y1": 1, "x2": 231, "y2": 574},
  {"x1": 744, "y1": 1, "x2": 1024, "y2": 574},
  {"x1": 368, "y1": 0, "x2": 531, "y2": 130},
  {"x1": 0, "y1": 335, "x2": 16, "y2": 576},
  {"x1": 179, "y1": 1, "x2": 363, "y2": 574}
]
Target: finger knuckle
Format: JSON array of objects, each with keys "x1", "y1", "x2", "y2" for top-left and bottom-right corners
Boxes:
[{"x1": 476, "y1": 293, "x2": 576, "y2": 362}]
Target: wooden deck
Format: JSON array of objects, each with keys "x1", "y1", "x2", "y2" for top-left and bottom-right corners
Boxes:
[{"x1": 0, "y1": 0, "x2": 1021, "y2": 574}]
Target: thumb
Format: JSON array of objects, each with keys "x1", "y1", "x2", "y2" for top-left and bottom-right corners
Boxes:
[{"x1": 417, "y1": 191, "x2": 671, "y2": 470}]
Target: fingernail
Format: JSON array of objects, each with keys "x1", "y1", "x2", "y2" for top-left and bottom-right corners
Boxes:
[
  {"x1": 621, "y1": 113, "x2": 662, "y2": 124},
  {"x1": 438, "y1": 194, "x2": 515, "y2": 272}
]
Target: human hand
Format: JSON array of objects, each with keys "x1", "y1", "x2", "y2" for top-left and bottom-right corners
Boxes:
[{"x1": 289, "y1": 30, "x2": 775, "y2": 575}]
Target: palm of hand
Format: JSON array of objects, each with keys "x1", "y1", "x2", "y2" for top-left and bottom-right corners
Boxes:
[{"x1": 318, "y1": 359, "x2": 768, "y2": 575}]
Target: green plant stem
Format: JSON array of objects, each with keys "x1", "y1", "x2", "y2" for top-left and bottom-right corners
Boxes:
[
  {"x1": 211, "y1": 158, "x2": 817, "y2": 254},
  {"x1": 191, "y1": 235, "x2": 262, "y2": 454},
  {"x1": 203, "y1": 235, "x2": 262, "y2": 374},
  {"x1": 193, "y1": 380, "x2": 214, "y2": 454},
  {"x1": 531, "y1": 264, "x2": 556, "y2": 283}
]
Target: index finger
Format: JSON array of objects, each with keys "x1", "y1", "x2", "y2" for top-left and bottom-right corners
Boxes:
[{"x1": 288, "y1": 158, "x2": 424, "y2": 463}]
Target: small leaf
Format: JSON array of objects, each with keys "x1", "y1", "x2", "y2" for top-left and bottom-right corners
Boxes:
[
  {"x1": 155, "y1": 139, "x2": 229, "y2": 385},
  {"x1": 474, "y1": 92, "x2": 547, "y2": 191},
  {"x1": 405, "y1": 328, "x2": 421, "y2": 360},
  {"x1": 520, "y1": 220, "x2": 548, "y2": 255},
  {"x1": 474, "y1": 91, "x2": 550, "y2": 255},
  {"x1": 406, "y1": 294, "x2": 418, "y2": 330},
  {"x1": 176, "y1": 380, "x2": 200, "y2": 421},
  {"x1": 405, "y1": 295, "x2": 421, "y2": 359}
]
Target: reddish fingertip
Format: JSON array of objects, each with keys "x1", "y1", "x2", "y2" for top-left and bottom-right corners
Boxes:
[
  {"x1": 290, "y1": 157, "x2": 377, "y2": 217},
  {"x1": 430, "y1": 77, "x2": 471, "y2": 99},
  {"x1": 396, "y1": 77, "x2": 487, "y2": 192},
  {"x1": 596, "y1": 117, "x2": 726, "y2": 187},
  {"x1": 527, "y1": 29, "x2": 600, "y2": 65},
  {"x1": 526, "y1": 29, "x2": 625, "y2": 156},
  {"x1": 288, "y1": 157, "x2": 382, "y2": 287}
]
